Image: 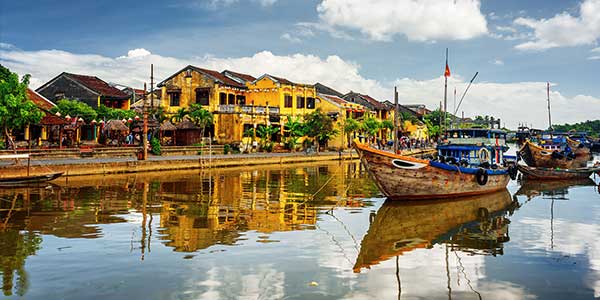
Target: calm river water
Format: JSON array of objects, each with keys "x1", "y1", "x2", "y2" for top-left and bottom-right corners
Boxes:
[{"x1": 1, "y1": 160, "x2": 600, "y2": 299}]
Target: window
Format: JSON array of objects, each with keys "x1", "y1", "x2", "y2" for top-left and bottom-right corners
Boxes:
[
  {"x1": 169, "y1": 92, "x2": 180, "y2": 106},
  {"x1": 284, "y1": 94, "x2": 293, "y2": 108},
  {"x1": 296, "y1": 96, "x2": 305, "y2": 109},
  {"x1": 236, "y1": 95, "x2": 246, "y2": 105},
  {"x1": 228, "y1": 94, "x2": 235, "y2": 105},
  {"x1": 306, "y1": 97, "x2": 315, "y2": 109},
  {"x1": 219, "y1": 92, "x2": 227, "y2": 105},
  {"x1": 196, "y1": 88, "x2": 210, "y2": 106}
]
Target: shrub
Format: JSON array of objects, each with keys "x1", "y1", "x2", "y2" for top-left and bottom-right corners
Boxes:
[
  {"x1": 150, "y1": 137, "x2": 161, "y2": 155},
  {"x1": 223, "y1": 144, "x2": 231, "y2": 154}
]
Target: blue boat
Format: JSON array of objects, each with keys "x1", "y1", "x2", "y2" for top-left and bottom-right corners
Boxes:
[{"x1": 437, "y1": 128, "x2": 516, "y2": 170}]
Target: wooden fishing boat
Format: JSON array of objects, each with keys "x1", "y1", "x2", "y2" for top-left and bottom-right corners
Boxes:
[
  {"x1": 517, "y1": 164, "x2": 600, "y2": 180},
  {"x1": 0, "y1": 154, "x2": 63, "y2": 186},
  {"x1": 0, "y1": 172, "x2": 63, "y2": 186},
  {"x1": 353, "y1": 189, "x2": 514, "y2": 272},
  {"x1": 518, "y1": 140, "x2": 590, "y2": 169},
  {"x1": 354, "y1": 143, "x2": 511, "y2": 200}
]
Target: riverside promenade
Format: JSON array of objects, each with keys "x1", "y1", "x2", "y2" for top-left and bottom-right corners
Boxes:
[{"x1": 0, "y1": 147, "x2": 435, "y2": 178}]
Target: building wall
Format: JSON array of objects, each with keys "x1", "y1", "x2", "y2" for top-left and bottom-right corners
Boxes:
[{"x1": 37, "y1": 76, "x2": 99, "y2": 108}]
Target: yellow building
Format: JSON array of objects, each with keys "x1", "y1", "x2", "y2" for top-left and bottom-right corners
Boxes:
[
  {"x1": 317, "y1": 93, "x2": 367, "y2": 149},
  {"x1": 157, "y1": 66, "x2": 252, "y2": 144}
]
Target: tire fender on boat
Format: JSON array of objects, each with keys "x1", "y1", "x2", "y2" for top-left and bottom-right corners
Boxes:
[
  {"x1": 478, "y1": 148, "x2": 490, "y2": 164},
  {"x1": 507, "y1": 164, "x2": 518, "y2": 180},
  {"x1": 476, "y1": 168, "x2": 489, "y2": 185}
]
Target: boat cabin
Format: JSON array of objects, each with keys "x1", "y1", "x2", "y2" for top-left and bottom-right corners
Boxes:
[
  {"x1": 437, "y1": 128, "x2": 510, "y2": 167},
  {"x1": 538, "y1": 131, "x2": 588, "y2": 150}
]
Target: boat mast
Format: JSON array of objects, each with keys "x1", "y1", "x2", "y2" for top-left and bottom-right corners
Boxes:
[
  {"x1": 444, "y1": 48, "x2": 448, "y2": 134},
  {"x1": 547, "y1": 82, "x2": 552, "y2": 131}
]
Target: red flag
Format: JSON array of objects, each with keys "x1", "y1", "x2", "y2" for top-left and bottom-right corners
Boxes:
[{"x1": 444, "y1": 63, "x2": 451, "y2": 77}]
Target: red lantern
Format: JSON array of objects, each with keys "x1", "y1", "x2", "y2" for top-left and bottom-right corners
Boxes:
[
  {"x1": 134, "y1": 115, "x2": 140, "y2": 121},
  {"x1": 127, "y1": 118, "x2": 133, "y2": 123}
]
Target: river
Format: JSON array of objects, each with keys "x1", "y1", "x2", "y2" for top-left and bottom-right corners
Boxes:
[{"x1": 0, "y1": 160, "x2": 599, "y2": 299}]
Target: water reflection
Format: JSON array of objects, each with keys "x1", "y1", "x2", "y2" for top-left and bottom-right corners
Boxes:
[
  {"x1": 0, "y1": 161, "x2": 378, "y2": 297},
  {"x1": 1, "y1": 161, "x2": 600, "y2": 299},
  {"x1": 355, "y1": 190, "x2": 517, "y2": 273}
]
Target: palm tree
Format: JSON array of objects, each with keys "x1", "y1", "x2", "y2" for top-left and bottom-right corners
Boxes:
[
  {"x1": 188, "y1": 104, "x2": 214, "y2": 139},
  {"x1": 284, "y1": 116, "x2": 305, "y2": 151},
  {"x1": 171, "y1": 108, "x2": 189, "y2": 123}
]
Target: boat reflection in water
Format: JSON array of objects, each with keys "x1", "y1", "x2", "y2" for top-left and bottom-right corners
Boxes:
[
  {"x1": 354, "y1": 189, "x2": 517, "y2": 272},
  {"x1": 515, "y1": 178, "x2": 597, "y2": 200}
]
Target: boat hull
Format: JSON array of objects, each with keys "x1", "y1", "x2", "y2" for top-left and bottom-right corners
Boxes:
[
  {"x1": 0, "y1": 172, "x2": 63, "y2": 186},
  {"x1": 517, "y1": 165, "x2": 598, "y2": 180},
  {"x1": 354, "y1": 143, "x2": 510, "y2": 200},
  {"x1": 518, "y1": 141, "x2": 590, "y2": 169}
]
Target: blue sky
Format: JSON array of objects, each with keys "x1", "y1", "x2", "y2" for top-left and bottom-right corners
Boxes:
[{"x1": 1, "y1": 0, "x2": 599, "y2": 127}]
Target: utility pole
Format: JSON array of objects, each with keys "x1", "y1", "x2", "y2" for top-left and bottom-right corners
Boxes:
[{"x1": 394, "y1": 86, "x2": 399, "y2": 154}]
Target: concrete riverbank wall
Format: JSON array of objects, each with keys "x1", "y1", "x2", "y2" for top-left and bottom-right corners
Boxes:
[{"x1": 0, "y1": 148, "x2": 435, "y2": 178}]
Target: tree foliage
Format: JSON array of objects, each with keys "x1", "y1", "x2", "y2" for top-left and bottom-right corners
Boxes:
[
  {"x1": 188, "y1": 104, "x2": 214, "y2": 138},
  {"x1": 284, "y1": 116, "x2": 305, "y2": 150},
  {"x1": 553, "y1": 120, "x2": 600, "y2": 137},
  {"x1": 170, "y1": 108, "x2": 189, "y2": 123},
  {"x1": 361, "y1": 117, "x2": 381, "y2": 139},
  {"x1": 0, "y1": 65, "x2": 44, "y2": 151},
  {"x1": 304, "y1": 109, "x2": 338, "y2": 150},
  {"x1": 50, "y1": 99, "x2": 97, "y2": 122},
  {"x1": 343, "y1": 117, "x2": 361, "y2": 146},
  {"x1": 96, "y1": 104, "x2": 136, "y2": 121}
]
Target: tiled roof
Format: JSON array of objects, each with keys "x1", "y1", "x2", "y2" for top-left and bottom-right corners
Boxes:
[
  {"x1": 315, "y1": 83, "x2": 344, "y2": 97},
  {"x1": 40, "y1": 114, "x2": 68, "y2": 126},
  {"x1": 26, "y1": 88, "x2": 55, "y2": 110},
  {"x1": 359, "y1": 94, "x2": 387, "y2": 110},
  {"x1": 190, "y1": 66, "x2": 246, "y2": 88},
  {"x1": 320, "y1": 93, "x2": 349, "y2": 106},
  {"x1": 64, "y1": 73, "x2": 129, "y2": 99},
  {"x1": 222, "y1": 70, "x2": 256, "y2": 83},
  {"x1": 269, "y1": 75, "x2": 295, "y2": 85}
]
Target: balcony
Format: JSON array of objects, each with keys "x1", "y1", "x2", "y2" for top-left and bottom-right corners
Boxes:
[
  {"x1": 217, "y1": 105, "x2": 281, "y2": 116},
  {"x1": 217, "y1": 104, "x2": 236, "y2": 113}
]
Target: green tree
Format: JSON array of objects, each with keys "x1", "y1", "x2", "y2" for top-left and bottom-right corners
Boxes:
[
  {"x1": 342, "y1": 117, "x2": 361, "y2": 147},
  {"x1": 361, "y1": 117, "x2": 381, "y2": 140},
  {"x1": 0, "y1": 65, "x2": 44, "y2": 152},
  {"x1": 188, "y1": 104, "x2": 214, "y2": 139},
  {"x1": 50, "y1": 99, "x2": 97, "y2": 122},
  {"x1": 284, "y1": 116, "x2": 305, "y2": 151},
  {"x1": 256, "y1": 125, "x2": 278, "y2": 151},
  {"x1": 170, "y1": 107, "x2": 189, "y2": 123},
  {"x1": 96, "y1": 104, "x2": 136, "y2": 121},
  {"x1": 304, "y1": 109, "x2": 338, "y2": 152}
]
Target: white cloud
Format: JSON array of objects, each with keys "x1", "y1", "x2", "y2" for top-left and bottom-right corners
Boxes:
[
  {"x1": 492, "y1": 59, "x2": 504, "y2": 65},
  {"x1": 280, "y1": 33, "x2": 301, "y2": 43},
  {"x1": 257, "y1": 0, "x2": 277, "y2": 6},
  {"x1": 315, "y1": 0, "x2": 488, "y2": 41},
  {"x1": 118, "y1": 48, "x2": 152, "y2": 59},
  {"x1": 1, "y1": 46, "x2": 599, "y2": 129},
  {"x1": 514, "y1": 0, "x2": 600, "y2": 51}
]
